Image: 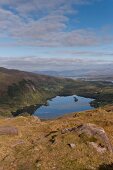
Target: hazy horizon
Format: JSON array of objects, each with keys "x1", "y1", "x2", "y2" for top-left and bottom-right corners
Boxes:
[{"x1": 0, "y1": 0, "x2": 113, "y2": 74}]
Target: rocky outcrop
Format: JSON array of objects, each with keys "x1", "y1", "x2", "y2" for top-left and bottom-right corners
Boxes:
[
  {"x1": 89, "y1": 142, "x2": 106, "y2": 154},
  {"x1": 68, "y1": 143, "x2": 76, "y2": 148},
  {"x1": 62, "y1": 123, "x2": 113, "y2": 153},
  {"x1": 0, "y1": 126, "x2": 18, "y2": 136}
]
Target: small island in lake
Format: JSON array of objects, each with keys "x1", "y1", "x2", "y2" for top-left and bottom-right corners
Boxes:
[{"x1": 74, "y1": 96, "x2": 78, "y2": 102}]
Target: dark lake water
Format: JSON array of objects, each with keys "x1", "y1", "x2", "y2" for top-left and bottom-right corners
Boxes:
[{"x1": 34, "y1": 95, "x2": 94, "y2": 119}]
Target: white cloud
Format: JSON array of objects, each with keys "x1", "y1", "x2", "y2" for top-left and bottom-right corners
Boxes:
[
  {"x1": 0, "y1": 56, "x2": 113, "y2": 72},
  {"x1": 0, "y1": 0, "x2": 89, "y2": 14},
  {"x1": 0, "y1": 0, "x2": 112, "y2": 47}
]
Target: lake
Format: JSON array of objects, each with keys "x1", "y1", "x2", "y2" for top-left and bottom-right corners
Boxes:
[{"x1": 34, "y1": 95, "x2": 94, "y2": 119}]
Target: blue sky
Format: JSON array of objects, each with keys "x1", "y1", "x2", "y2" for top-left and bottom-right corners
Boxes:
[{"x1": 0, "y1": 0, "x2": 113, "y2": 70}]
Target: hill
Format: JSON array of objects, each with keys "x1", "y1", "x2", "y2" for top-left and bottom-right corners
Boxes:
[
  {"x1": 1, "y1": 106, "x2": 113, "y2": 169},
  {"x1": 0, "y1": 67, "x2": 73, "y2": 116}
]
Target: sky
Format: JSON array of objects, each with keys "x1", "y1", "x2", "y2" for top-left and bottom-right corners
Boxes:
[{"x1": 0, "y1": 0, "x2": 113, "y2": 71}]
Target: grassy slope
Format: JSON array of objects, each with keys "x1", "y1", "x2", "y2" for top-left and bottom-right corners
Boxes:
[
  {"x1": 0, "y1": 67, "x2": 73, "y2": 116},
  {"x1": 1, "y1": 106, "x2": 113, "y2": 170}
]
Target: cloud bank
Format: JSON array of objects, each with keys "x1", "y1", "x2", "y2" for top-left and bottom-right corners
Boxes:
[
  {"x1": 0, "y1": 0, "x2": 113, "y2": 47},
  {"x1": 0, "y1": 56, "x2": 113, "y2": 72}
]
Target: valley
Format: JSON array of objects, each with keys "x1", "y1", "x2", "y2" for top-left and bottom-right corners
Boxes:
[
  {"x1": 0, "y1": 67, "x2": 113, "y2": 117},
  {"x1": 0, "y1": 68, "x2": 113, "y2": 169}
]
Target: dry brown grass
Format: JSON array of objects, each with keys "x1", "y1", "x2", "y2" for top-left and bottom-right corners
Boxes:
[{"x1": 1, "y1": 106, "x2": 113, "y2": 169}]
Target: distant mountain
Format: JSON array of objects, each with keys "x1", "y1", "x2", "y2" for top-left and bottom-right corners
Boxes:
[{"x1": 35, "y1": 65, "x2": 113, "y2": 81}]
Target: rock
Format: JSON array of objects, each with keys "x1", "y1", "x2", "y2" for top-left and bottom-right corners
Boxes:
[
  {"x1": 0, "y1": 126, "x2": 18, "y2": 136},
  {"x1": 61, "y1": 123, "x2": 113, "y2": 153},
  {"x1": 49, "y1": 135, "x2": 57, "y2": 144},
  {"x1": 68, "y1": 143, "x2": 76, "y2": 148},
  {"x1": 89, "y1": 142, "x2": 106, "y2": 154},
  {"x1": 35, "y1": 160, "x2": 41, "y2": 169},
  {"x1": 36, "y1": 162, "x2": 41, "y2": 168},
  {"x1": 32, "y1": 116, "x2": 41, "y2": 122},
  {"x1": 12, "y1": 140, "x2": 25, "y2": 147}
]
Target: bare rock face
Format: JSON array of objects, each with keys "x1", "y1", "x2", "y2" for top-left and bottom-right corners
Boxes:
[
  {"x1": 62, "y1": 123, "x2": 113, "y2": 153},
  {"x1": 0, "y1": 126, "x2": 18, "y2": 136},
  {"x1": 89, "y1": 142, "x2": 107, "y2": 154},
  {"x1": 68, "y1": 143, "x2": 76, "y2": 149}
]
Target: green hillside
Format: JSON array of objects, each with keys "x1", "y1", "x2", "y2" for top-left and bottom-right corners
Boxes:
[
  {"x1": 0, "y1": 67, "x2": 71, "y2": 116},
  {"x1": 0, "y1": 67, "x2": 113, "y2": 117}
]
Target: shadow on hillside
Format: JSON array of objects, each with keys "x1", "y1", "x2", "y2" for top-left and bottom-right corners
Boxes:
[{"x1": 98, "y1": 163, "x2": 113, "y2": 170}]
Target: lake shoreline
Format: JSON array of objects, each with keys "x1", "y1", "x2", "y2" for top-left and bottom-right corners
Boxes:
[{"x1": 12, "y1": 94, "x2": 94, "y2": 119}]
